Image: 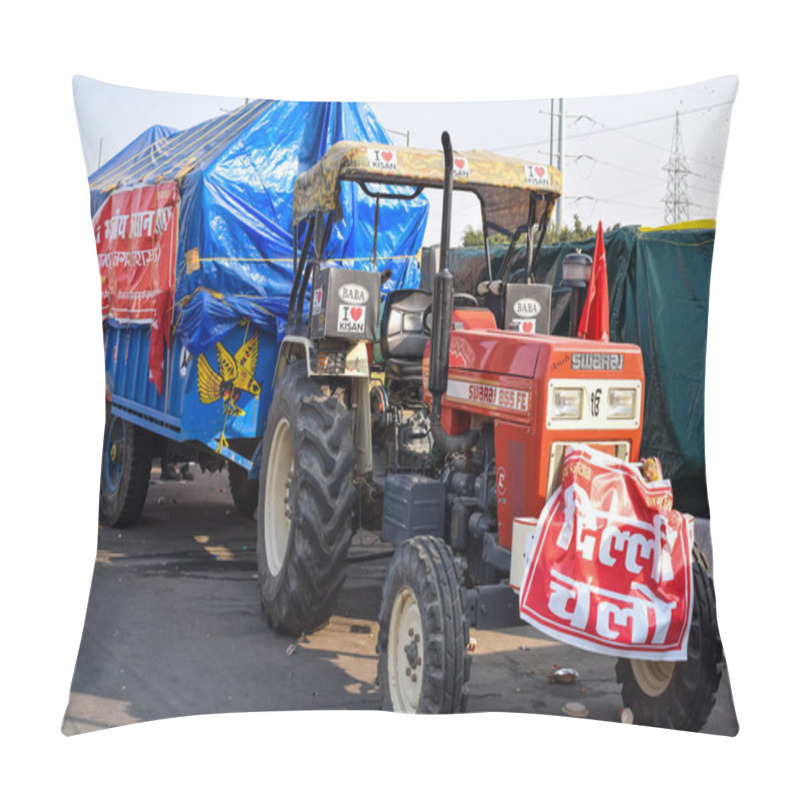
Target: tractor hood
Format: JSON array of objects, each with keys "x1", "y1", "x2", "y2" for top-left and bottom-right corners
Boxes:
[{"x1": 439, "y1": 329, "x2": 644, "y2": 381}]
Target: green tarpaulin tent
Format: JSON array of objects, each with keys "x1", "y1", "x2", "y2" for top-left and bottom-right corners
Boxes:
[{"x1": 446, "y1": 222, "x2": 715, "y2": 516}]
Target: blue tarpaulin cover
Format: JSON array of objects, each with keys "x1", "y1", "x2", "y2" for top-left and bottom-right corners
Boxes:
[
  {"x1": 92, "y1": 124, "x2": 178, "y2": 180},
  {"x1": 89, "y1": 100, "x2": 428, "y2": 354}
]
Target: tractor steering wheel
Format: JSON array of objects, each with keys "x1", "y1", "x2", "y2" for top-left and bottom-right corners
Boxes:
[{"x1": 421, "y1": 293, "x2": 479, "y2": 333}]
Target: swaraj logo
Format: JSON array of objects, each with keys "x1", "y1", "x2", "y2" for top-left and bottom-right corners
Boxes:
[
  {"x1": 367, "y1": 148, "x2": 397, "y2": 171},
  {"x1": 571, "y1": 353, "x2": 624, "y2": 371},
  {"x1": 524, "y1": 164, "x2": 550, "y2": 188},
  {"x1": 197, "y1": 335, "x2": 261, "y2": 416}
]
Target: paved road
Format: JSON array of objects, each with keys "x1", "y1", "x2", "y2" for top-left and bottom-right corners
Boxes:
[{"x1": 63, "y1": 468, "x2": 738, "y2": 735}]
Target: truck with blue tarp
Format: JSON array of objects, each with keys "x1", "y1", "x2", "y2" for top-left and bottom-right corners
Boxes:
[
  {"x1": 89, "y1": 113, "x2": 724, "y2": 728},
  {"x1": 92, "y1": 100, "x2": 428, "y2": 526}
]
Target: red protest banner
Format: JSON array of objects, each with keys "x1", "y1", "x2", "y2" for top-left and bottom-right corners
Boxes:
[
  {"x1": 93, "y1": 182, "x2": 178, "y2": 393},
  {"x1": 519, "y1": 445, "x2": 693, "y2": 661}
]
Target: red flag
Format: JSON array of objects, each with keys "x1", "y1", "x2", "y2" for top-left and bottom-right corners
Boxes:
[{"x1": 578, "y1": 221, "x2": 610, "y2": 342}]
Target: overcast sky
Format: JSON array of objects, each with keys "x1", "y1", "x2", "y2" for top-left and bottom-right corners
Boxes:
[{"x1": 73, "y1": 75, "x2": 736, "y2": 246}]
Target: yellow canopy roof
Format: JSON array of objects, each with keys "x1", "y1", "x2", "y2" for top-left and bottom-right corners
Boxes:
[{"x1": 292, "y1": 140, "x2": 562, "y2": 232}]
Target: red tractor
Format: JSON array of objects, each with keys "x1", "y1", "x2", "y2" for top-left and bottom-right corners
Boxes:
[{"x1": 256, "y1": 133, "x2": 722, "y2": 729}]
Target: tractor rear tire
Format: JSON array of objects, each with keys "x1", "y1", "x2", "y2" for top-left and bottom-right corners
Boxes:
[
  {"x1": 99, "y1": 415, "x2": 152, "y2": 528},
  {"x1": 256, "y1": 361, "x2": 356, "y2": 636},
  {"x1": 228, "y1": 463, "x2": 259, "y2": 518},
  {"x1": 615, "y1": 560, "x2": 723, "y2": 731},
  {"x1": 377, "y1": 536, "x2": 470, "y2": 713}
]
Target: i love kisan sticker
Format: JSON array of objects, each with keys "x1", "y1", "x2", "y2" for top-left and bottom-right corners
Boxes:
[
  {"x1": 312, "y1": 287, "x2": 324, "y2": 315},
  {"x1": 524, "y1": 164, "x2": 550, "y2": 187},
  {"x1": 367, "y1": 148, "x2": 397, "y2": 171},
  {"x1": 338, "y1": 304, "x2": 366, "y2": 334},
  {"x1": 513, "y1": 319, "x2": 537, "y2": 334},
  {"x1": 453, "y1": 156, "x2": 470, "y2": 179}
]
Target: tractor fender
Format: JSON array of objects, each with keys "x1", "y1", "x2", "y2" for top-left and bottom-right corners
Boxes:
[
  {"x1": 269, "y1": 335, "x2": 372, "y2": 478},
  {"x1": 272, "y1": 335, "x2": 371, "y2": 385}
]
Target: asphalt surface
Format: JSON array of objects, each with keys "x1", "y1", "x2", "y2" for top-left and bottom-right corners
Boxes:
[{"x1": 62, "y1": 467, "x2": 738, "y2": 736}]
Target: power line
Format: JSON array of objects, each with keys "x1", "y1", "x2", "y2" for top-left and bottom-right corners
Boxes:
[
  {"x1": 567, "y1": 117, "x2": 727, "y2": 182},
  {"x1": 565, "y1": 153, "x2": 665, "y2": 184},
  {"x1": 568, "y1": 195, "x2": 664, "y2": 212},
  {"x1": 492, "y1": 99, "x2": 730, "y2": 227},
  {"x1": 566, "y1": 101, "x2": 732, "y2": 145},
  {"x1": 572, "y1": 148, "x2": 723, "y2": 187},
  {"x1": 686, "y1": 183, "x2": 720, "y2": 196},
  {"x1": 495, "y1": 99, "x2": 734, "y2": 155}
]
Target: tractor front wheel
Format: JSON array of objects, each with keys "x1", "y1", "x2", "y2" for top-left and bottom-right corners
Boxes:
[
  {"x1": 615, "y1": 559, "x2": 723, "y2": 731},
  {"x1": 377, "y1": 536, "x2": 470, "y2": 713},
  {"x1": 99, "y1": 414, "x2": 152, "y2": 528},
  {"x1": 256, "y1": 361, "x2": 356, "y2": 636}
]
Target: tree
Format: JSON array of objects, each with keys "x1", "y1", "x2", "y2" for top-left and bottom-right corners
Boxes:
[
  {"x1": 462, "y1": 216, "x2": 620, "y2": 247},
  {"x1": 542, "y1": 214, "x2": 622, "y2": 244},
  {"x1": 461, "y1": 225, "x2": 484, "y2": 246},
  {"x1": 461, "y1": 225, "x2": 510, "y2": 247}
]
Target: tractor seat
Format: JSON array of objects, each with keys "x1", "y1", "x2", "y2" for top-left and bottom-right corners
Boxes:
[
  {"x1": 380, "y1": 289, "x2": 431, "y2": 385},
  {"x1": 380, "y1": 289, "x2": 431, "y2": 361},
  {"x1": 383, "y1": 358, "x2": 423, "y2": 382}
]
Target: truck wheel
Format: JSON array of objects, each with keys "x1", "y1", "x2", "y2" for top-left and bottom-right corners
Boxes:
[
  {"x1": 256, "y1": 361, "x2": 356, "y2": 636},
  {"x1": 615, "y1": 560, "x2": 723, "y2": 731},
  {"x1": 377, "y1": 536, "x2": 470, "y2": 713},
  {"x1": 99, "y1": 415, "x2": 152, "y2": 528},
  {"x1": 228, "y1": 463, "x2": 259, "y2": 518}
]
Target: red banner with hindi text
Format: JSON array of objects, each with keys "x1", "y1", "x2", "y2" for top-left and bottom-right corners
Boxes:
[
  {"x1": 93, "y1": 182, "x2": 178, "y2": 392},
  {"x1": 519, "y1": 445, "x2": 693, "y2": 661}
]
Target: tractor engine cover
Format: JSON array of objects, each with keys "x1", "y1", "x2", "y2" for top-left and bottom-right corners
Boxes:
[
  {"x1": 309, "y1": 267, "x2": 380, "y2": 342},
  {"x1": 423, "y1": 329, "x2": 645, "y2": 550}
]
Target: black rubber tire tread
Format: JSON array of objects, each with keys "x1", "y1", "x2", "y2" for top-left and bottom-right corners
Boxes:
[
  {"x1": 228, "y1": 462, "x2": 259, "y2": 518},
  {"x1": 377, "y1": 536, "x2": 470, "y2": 713},
  {"x1": 615, "y1": 560, "x2": 723, "y2": 731},
  {"x1": 257, "y1": 360, "x2": 356, "y2": 636},
  {"x1": 99, "y1": 416, "x2": 152, "y2": 528}
]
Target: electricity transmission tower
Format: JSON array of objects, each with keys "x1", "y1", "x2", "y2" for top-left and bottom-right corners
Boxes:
[{"x1": 663, "y1": 112, "x2": 691, "y2": 224}]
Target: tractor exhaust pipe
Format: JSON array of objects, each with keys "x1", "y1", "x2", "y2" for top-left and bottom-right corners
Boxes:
[{"x1": 429, "y1": 131, "x2": 479, "y2": 453}]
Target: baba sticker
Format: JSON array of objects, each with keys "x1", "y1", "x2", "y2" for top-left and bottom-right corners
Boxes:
[
  {"x1": 513, "y1": 298, "x2": 542, "y2": 318},
  {"x1": 338, "y1": 283, "x2": 369, "y2": 304}
]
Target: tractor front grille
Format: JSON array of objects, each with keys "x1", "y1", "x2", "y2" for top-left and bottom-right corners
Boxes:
[{"x1": 544, "y1": 441, "x2": 631, "y2": 501}]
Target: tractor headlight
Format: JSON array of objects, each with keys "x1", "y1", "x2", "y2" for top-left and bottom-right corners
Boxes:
[
  {"x1": 608, "y1": 388, "x2": 636, "y2": 419},
  {"x1": 552, "y1": 388, "x2": 583, "y2": 419}
]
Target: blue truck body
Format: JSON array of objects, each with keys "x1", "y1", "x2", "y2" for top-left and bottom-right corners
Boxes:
[{"x1": 91, "y1": 101, "x2": 428, "y2": 473}]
